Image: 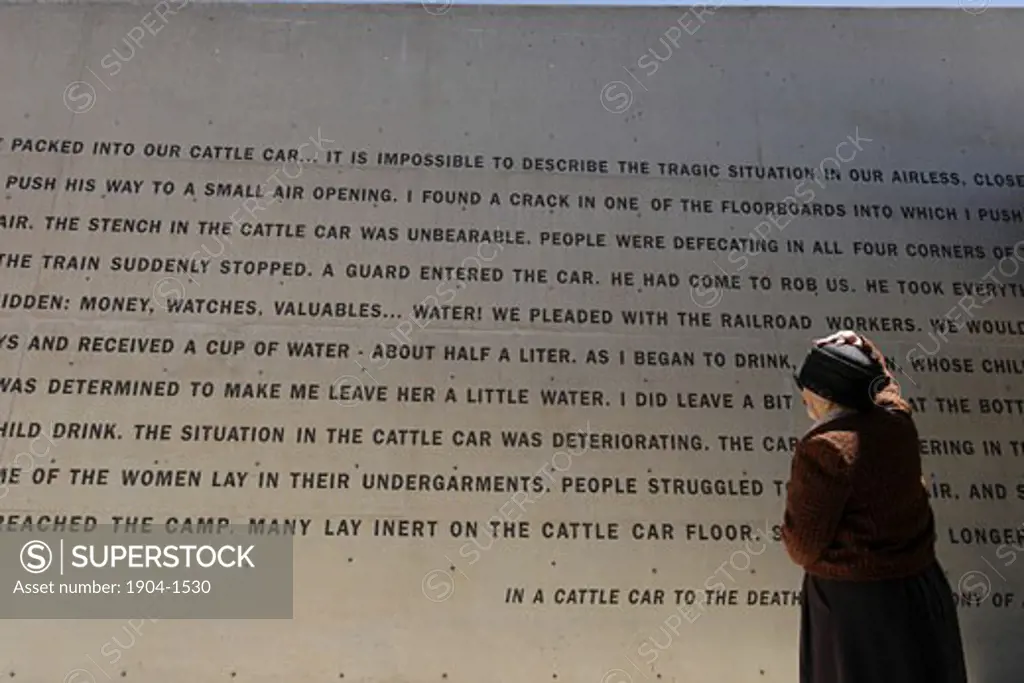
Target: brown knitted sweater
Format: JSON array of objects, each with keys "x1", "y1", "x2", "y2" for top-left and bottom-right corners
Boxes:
[{"x1": 781, "y1": 335, "x2": 937, "y2": 580}]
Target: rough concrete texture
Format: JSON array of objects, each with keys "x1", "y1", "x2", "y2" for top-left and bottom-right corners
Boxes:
[{"x1": 0, "y1": 3, "x2": 1022, "y2": 682}]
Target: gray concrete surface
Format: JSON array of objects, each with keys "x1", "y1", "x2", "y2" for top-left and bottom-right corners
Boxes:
[{"x1": 0, "y1": 3, "x2": 1022, "y2": 682}]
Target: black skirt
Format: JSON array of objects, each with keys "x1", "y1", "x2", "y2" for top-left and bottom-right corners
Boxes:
[{"x1": 800, "y1": 561, "x2": 968, "y2": 683}]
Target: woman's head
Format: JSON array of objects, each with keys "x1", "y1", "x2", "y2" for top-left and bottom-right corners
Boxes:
[
  {"x1": 800, "y1": 387, "x2": 839, "y2": 421},
  {"x1": 794, "y1": 340, "x2": 886, "y2": 419}
]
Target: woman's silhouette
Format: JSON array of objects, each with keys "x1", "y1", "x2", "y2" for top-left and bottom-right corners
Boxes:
[{"x1": 783, "y1": 330, "x2": 968, "y2": 683}]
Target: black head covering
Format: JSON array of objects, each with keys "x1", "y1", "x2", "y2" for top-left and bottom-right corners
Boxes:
[{"x1": 793, "y1": 342, "x2": 888, "y2": 411}]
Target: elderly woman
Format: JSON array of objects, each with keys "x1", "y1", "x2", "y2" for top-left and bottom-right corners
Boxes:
[{"x1": 783, "y1": 330, "x2": 968, "y2": 683}]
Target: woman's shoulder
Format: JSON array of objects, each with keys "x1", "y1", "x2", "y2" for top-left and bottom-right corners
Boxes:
[
  {"x1": 801, "y1": 409, "x2": 917, "y2": 461},
  {"x1": 797, "y1": 427, "x2": 860, "y2": 467}
]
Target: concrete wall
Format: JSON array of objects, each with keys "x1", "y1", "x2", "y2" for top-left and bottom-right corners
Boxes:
[{"x1": 1, "y1": 3, "x2": 1023, "y2": 681}]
